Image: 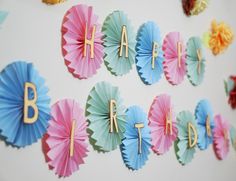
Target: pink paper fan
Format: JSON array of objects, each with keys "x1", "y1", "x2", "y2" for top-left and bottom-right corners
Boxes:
[
  {"x1": 163, "y1": 32, "x2": 187, "y2": 85},
  {"x1": 148, "y1": 94, "x2": 178, "y2": 154},
  {"x1": 61, "y1": 4, "x2": 104, "y2": 79},
  {"x1": 46, "y1": 99, "x2": 89, "y2": 177},
  {"x1": 213, "y1": 114, "x2": 230, "y2": 160}
]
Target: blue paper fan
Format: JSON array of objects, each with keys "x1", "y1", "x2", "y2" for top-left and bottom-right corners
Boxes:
[
  {"x1": 120, "y1": 106, "x2": 151, "y2": 170},
  {"x1": 86, "y1": 81, "x2": 126, "y2": 152},
  {"x1": 195, "y1": 99, "x2": 214, "y2": 150},
  {"x1": 102, "y1": 10, "x2": 136, "y2": 76},
  {"x1": 0, "y1": 11, "x2": 8, "y2": 26},
  {"x1": 0, "y1": 61, "x2": 51, "y2": 147},
  {"x1": 136, "y1": 21, "x2": 164, "y2": 85},
  {"x1": 186, "y1": 37, "x2": 206, "y2": 86},
  {"x1": 175, "y1": 111, "x2": 198, "y2": 165}
]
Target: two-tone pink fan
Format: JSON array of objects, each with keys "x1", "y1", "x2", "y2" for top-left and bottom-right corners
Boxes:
[
  {"x1": 148, "y1": 94, "x2": 178, "y2": 154},
  {"x1": 163, "y1": 32, "x2": 187, "y2": 85},
  {"x1": 61, "y1": 4, "x2": 104, "y2": 79},
  {"x1": 45, "y1": 99, "x2": 89, "y2": 177}
]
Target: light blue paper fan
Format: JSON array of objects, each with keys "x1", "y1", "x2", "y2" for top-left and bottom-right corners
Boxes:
[
  {"x1": 120, "y1": 106, "x2": 151, "y2": 170},
  {"x1": 136, "y1": 21, "x2": 164, "y2": 85},
  {"x1": 86, "y1": 81, "x2": 126, "y2": 152},
  {"x1": 0, "y1": 11, "x2": 8, "y2": 26},
  {"x1": 102, "y1": 10, "x2": 136, "y2": 76},
  {"x1": 195, "y1": 99, "x2": 214, "y2": 150},
  {"x1": 0, "y1": 61, "x2": 51, "y2": 147},
  {"x1": 230, "y1": 126, "x2": 236, "y2": 152},
  {"x1": 186, "y1": 37, "x2": 206, "y2": 86},
  {"x1": 175, "y1": 111, "x2": 198, "y2": 165}
]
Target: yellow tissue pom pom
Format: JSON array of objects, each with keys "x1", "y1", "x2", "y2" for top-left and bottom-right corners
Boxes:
[
  {"x1": 209, "y1": 20, "x2": 234, "y2": 56},
  {"x1": 42, "y1": 0, "x2": 65, "y2": 5}
]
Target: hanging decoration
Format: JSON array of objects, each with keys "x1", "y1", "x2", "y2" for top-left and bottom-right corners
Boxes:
[
  {"x1": 163, "y1": 32, "x2": 187, "y2": 85},
  {"x1": 45, "y1": 99, "x2": 89, "y2": 177},
  {"x1": 135, "y1": 21, "x2": 164, "y2": 85},
  {"x1": 61, "y1": 4, "x2": 104, "y2": 79},
  {"x1": 213, "y1": 114, "x2": 230, "y2": 160},
  {"x1": 120, "y1": 106, "x2": 151, "y2": 170},
  {"x1": 182, "y1": 0, "x2": 209, "y2": 16},
  {"x1": 195, "y1": 99, "x2": 214, "y2": 150},
  {"x1": 0, "y1": 61, "x2": 51, "y2": 147},
  {"x1": 148, "y1": 94, "x2": 178, "y2": 154},
  {"x1": 175, "y1": 111, "x2": 198, "y2": 165},
  {"x1": 42, "y1": 0, "x2": 65, "y2": 4},
  {"x1": 86, "y1": 81, "x2": 126, "y2": 152},
  {"x1": 224, "y1": 76, "x2": 236, "y2": 109},
  {"x1": 102, "y1": 10, "x2": 136, "y2": 76}
]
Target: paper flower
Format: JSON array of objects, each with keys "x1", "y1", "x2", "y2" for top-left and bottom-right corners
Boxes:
[
  {"x1": 0, "y1": 61, "x2": 50, "y2": 147},
  {"x1": 186, "y1": 36, "x2": 206, "y2": 86},
  {"x1": 42, "y1": 0, "x2": 65, "y2": 4},
  {"x1": 86, "y1": 81, "x2": 126, "y2": 152},
  {"x1": 213, "y1": 114, "x2": 230, "y2": 160},
  {"x1": 61, "y1": 4, "x2": 104, "y2": 79},
  {"x1": 102, "y1": 10, "x2": 136, "y2": 76},
  {"x1": 175, "y1": 111, "x2": 198, "y2": 165},
  {"x1": 136, "y1": 21, "x2": 164, "y2": 85},
  {"x1": 46, "y1": 99, "x2": 89, "y2": 177},
  {"x1": 224, "y1": 76, "x2": 236, "y2": 109},
  {"x1": 208, "y1": 20, "x2": 234, "y2": 56},
  {"x1": 148, "y1": 94, "x2": 178, "y2": 154},
  {"x1": 120, "y1": 106, "x2": 151, "y2": 170},
  {"x1": 0, "y1": 11, "x2": 8, "y2": 27},
  {"x1": 230, "y1": 126, "x2": 236, "y2": 152},
  {"x1": 195, "y1": 99, "x2": 214, "y2": 150},
  {"x1": 191, "y1": 0, "x2": 209, "y2": 16},
  {"x1": 163, "y1": 32, "x2": 187, "y2": 85}
]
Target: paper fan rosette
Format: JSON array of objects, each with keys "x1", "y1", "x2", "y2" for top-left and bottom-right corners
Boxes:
[
  {"x1": 120, "y1": 106, "x2": 151, "y2": 170},
  {"x1": 148, "y1": 94, "x2": 178, "y2": 154},
  {"x1": 182, "y1": 0, "x2": 209, "y2": 16},
  {"x1": 102, "y1": 10, "x2": 136, "y2": 76},
  {"x1": 213, "y1": 114, "x2": 230, "y2": 160},
  {"x1": 195, "y1": 99, "x2": 214, "y2": 150},
  {"x1": 186, "y1": 36, "x2": 206, "y2": 86},
  {"x1": 86, "y1": 81, "x2": 126, "y2": 152},
  {"x1": 163, "y1": 32, "x2": 187, "y2": 85},
  {"x1": 46, "y1": 99, "x2": 88, "y2": 177},
  {"x1": 224, "y1": 76, "x2": 236, "y2": 109},
  {"x1": 230, "y1": 126, "x2": 236, "y2": 152},
  {"x1": 61, "y1": 4, "x2": 104, "y2": 79},
  {"x1": 175, "y1": 111, "x2": 198, "y2": 165},
  {"x1": 0, "y1": 61, "x2": 50, "y2": 147},
  {"x1": 136, "y1": 21, "x2": 164, "y2": 85}
]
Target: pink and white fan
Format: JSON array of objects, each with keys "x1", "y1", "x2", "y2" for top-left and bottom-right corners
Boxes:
[
  {"x1": 148, "y1": 94, "x2": 178, "y2": 154},
  {"x1": 163, "y1": 32, "x2": 187, "y2": 85}
]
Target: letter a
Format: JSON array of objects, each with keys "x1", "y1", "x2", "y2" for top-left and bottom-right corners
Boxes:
[
  {"x1": 109, "y1": 99, "x2": 119, "y2": 133},
  {"x1": 24, "y1": 82, "x2": 38, "y2": 124},
  {"x1": 119, "y1": 25, "x2": 129, "y2": 58},
  {"x1": 83, "y1": 23, "x2": 96, "y2": 59}
]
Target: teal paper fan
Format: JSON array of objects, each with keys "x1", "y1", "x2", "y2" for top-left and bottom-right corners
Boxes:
[
  {"x1": 175, "y1": 111, "x2": 198, "y2": 165},
  {"x1": 186, "y1": 37, "x2": 206, "y2": 86},
  {"x1": 102, "y1": 10, "x2": 136, "y2": 76},
  {"x1": 86, "y1": 81, "x2": 126, "y2": 152}
]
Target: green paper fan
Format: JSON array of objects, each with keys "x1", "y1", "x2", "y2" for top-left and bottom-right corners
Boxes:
[
  {"x1": 175, "y1": 111, "x2": 198, "y2": 165},
  {"x1": 186, "y1": 37, "x2": 206, "y2": 86},
  {"x1": 102, "y1": 10, "x2": 136, "y2": 76},
  {"x1": 86, "y1": 81, "x2": 126, "y2": 152}
]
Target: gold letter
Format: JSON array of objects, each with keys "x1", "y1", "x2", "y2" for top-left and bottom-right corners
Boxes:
[
  {"x1": 70, "y1": 120, "x2": 76, "y2": 157},
  {"x1": 197, "y1": 49, "x2": 202, "y2": 75},
  {"x1": 135, "y1": 123, "x2": 144, "y2": 154},
  {"x1": 109, "y1": 99, "x2": 118, "y2": 133},
  {"x1": 24, "y1": 82, "x2": 38, "y2": 124},
  {"x1": 177, "y1": 41, "x2": 182, "y2": 68},
  {"x1": 152, "y1": 42, "x2": 158, "y2": 69},
  {"x1": 188, "y1": 122, "x2": 198, "y2": 148},
  {"x1": 84, "y1": 23, "x2": 96, "y2": 59},
  {"x1": 165, "y1": 111, "x2": 173, "y2": 135},
  {"x1": 119, "y1": 25, "x2": 129, "y2": 58},
  {"x1": 206, "y1": 115, "x2": 212, "y2": 137}
]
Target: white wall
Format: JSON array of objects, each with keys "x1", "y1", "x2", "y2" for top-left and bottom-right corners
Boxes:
[{"x1": 0, "y1": 0, "x2": 236, "y2": 181}]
